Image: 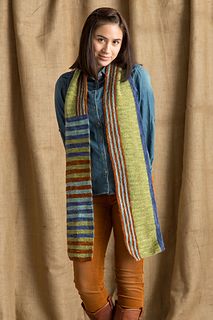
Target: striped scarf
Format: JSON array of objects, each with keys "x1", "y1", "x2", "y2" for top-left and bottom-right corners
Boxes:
[{"x1": 64, "y1": 63, "x2": 164, "y2": 261}]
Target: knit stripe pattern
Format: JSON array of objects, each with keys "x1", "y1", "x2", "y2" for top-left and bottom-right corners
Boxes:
[
  {"x1": 128, "y1": 76, "x2": 165, "y2": 252},
  {"x1": 113, "y1": 65, "x2": 164, "y2": 257},
  {"x1": 64, "y1": 65, "x2": 165, "y2": 261},
  {"x1": 65, "y1": 71, "x2": 94, "y2": 261},
  {"x1": 103, "y1": 64, "x2": 141, "y2": 260}
]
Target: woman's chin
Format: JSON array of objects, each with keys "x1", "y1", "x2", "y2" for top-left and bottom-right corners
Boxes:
[{"x1": 97, "y1": 59, "x2": 112, "y2": 68}]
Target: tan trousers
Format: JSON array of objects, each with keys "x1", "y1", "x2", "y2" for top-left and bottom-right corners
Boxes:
[{"x1": 73, "y1": 194, "x2": 144, "y2": 313}]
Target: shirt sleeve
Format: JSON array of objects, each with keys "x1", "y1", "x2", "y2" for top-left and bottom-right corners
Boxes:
[
  {"x1": 131, "y1": 64, "x2": 155, "y2": 171},
  {"x1": 54, "y1": 72, "x2": 73, "y2": 147}
]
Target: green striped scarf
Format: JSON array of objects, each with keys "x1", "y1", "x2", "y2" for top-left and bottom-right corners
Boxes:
[{"x1": 64, "y1": 63, "x2": 164, "y2": 261}]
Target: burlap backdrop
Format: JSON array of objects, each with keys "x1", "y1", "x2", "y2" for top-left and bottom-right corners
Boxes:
[{"x1": 0, "y1": 0, "x2": 212, "y2": 319}]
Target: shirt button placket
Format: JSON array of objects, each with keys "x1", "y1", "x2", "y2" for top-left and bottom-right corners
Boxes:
[{"x1": 94, "y1": 90, "x2": 110, "y2": 193}]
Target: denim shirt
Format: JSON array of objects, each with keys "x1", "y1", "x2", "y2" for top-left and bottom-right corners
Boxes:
[{"x1": 54, "y1": 64, "x2": 155, "y2": 195}]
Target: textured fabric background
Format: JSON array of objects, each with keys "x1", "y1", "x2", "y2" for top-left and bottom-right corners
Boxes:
[{"x1": 0, "y1": 0, "x2": 212, "y2": 319}]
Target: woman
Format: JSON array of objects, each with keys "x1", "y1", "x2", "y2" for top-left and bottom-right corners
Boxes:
[{"x1": 55, "y1": 7, "x2": 164, "y2": 320}]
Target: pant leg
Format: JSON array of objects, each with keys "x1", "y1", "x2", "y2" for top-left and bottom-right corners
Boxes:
[
  {"x1": 112, "y1": 198, "x2": 144, "y2": 309},
  {"x1": 73, "y1": 195, "x2": 113, "y2": 312}
]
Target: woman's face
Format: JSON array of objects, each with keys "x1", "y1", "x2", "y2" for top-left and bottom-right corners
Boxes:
[{"x1": 92, "y1": 23, "x2": 123, "y2": 69}]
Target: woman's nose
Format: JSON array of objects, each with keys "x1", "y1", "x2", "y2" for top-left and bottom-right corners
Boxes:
[{"x1": 102, "y1": 42, "x2": 110, "y2": 53}]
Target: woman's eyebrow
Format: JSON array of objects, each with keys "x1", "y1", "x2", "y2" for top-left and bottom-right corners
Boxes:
[{"x1": 96, "y1": 34, "x2": 122, "y2": 41}]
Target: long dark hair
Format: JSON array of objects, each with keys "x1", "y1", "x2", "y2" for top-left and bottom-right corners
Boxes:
[{"x1": 70, "y1": 7, "x2": 134, "y2": 81}]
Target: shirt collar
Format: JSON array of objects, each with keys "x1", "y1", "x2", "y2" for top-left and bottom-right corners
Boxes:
[
  {"x1": 97, "y1": 66, "x2": 106, "y2": 79},
  {"x1": 88, "y1": 66, "x2": 106, "y2": 81},
  {"x1": 98, "y1": 66, "x2": 106, "y2": 74}
]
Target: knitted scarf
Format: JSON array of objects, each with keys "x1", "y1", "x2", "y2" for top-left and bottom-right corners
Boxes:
[{"x1": 64, "y1": 63, "x2": 164, "y2": 261}]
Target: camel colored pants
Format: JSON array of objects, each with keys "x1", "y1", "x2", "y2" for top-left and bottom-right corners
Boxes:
[{"x1": 73, "y1": 194, "x2": 144, "y2": 313}]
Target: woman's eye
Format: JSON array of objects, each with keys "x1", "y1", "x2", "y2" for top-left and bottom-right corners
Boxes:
[
  {"x1": 98, "y1": 38, "x2": 104, "y2": 42},
  {"x1": 113, "y1": 40, "x2": 120, "y2": 45}
]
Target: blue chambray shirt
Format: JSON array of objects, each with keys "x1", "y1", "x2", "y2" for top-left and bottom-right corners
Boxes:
[{"x1": 54, "y1": 64, "x2": 155, "y2": 195}]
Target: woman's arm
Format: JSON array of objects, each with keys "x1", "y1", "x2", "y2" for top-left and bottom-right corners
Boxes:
[
  {"x1": 54, "y1": 72, "x2": 74, "y2": 147},
  {"x1": 131, "y1": 64, "x2": 155, "y2": 172}
]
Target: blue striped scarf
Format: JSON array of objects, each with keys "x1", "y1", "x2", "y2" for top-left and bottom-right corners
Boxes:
[{"x1": 64, "y1": 63, "x2": 165, "y2": 261}]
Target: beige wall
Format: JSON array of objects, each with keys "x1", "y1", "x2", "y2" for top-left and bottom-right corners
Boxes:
[{"x1": 0, "y1": 0, "x2": 212, "y2": 319}]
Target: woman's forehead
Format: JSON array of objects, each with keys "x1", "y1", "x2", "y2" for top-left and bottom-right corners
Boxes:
[{"x1": 93, "y1": 23, "x2": 123, "y2": 38}]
